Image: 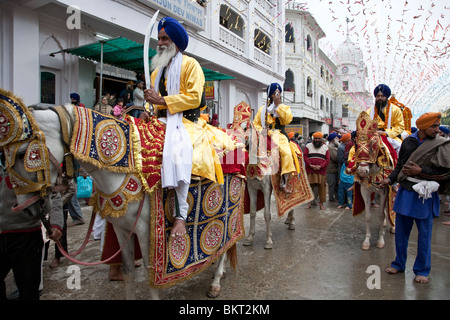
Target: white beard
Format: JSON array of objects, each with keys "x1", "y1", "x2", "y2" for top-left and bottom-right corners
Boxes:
[{"x1": 151, "y1": 43, "x2": 177, "y2": 71}]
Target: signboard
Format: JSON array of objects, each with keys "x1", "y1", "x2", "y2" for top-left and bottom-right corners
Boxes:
[
  {"x1": 139, "y1": 0, "x2": 205, "y2": 30},
  {"x1": 205, "y1": 81, "x2": 214, "y2": 100},
  {"x1": 285, "y1": 124, "x2": 304, "y2": 137},
  {"x1": 333, "y1": 118, "x2": 342, "y2": 128}
]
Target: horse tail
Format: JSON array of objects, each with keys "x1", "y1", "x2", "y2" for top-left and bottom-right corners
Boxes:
[{"x1": 227, "y1": 244, "x2": 238, "y2": 272}]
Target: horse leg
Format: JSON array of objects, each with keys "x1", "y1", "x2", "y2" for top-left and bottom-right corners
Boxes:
[
  {"x1": 112, "y1": 224, "x2": 137, "y2": 300},
  {"x1": 376, "y1": 191, "x2": 388, "y2": 249},
  {"x1": 263, "y1": 185, "x2": 273, "y2": 249},
  {"x1": 133, "y1": 199, "x2": 160, "y2": 300},
  {"x1": 360, "y1": 186, "x2": 372, "y2": 250},
  {"x1": 284, "y1": 210, "x2": 295, "y2": 230},
  {"x1": 208, "y1": 254, "x2": 226, "y2": 298},
  {"x1": 243, "y1": 185, "x2": 258, "y2": 247}
]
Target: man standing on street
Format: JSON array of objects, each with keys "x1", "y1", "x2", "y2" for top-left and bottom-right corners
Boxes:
[
  {"x1": 303, "y1": 132, "x2": 330, "y2": 210},
  {"x1": 380, "y1": 112, "x2": 450, "y2": 284}
]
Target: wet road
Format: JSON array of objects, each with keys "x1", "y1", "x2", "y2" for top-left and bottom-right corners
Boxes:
[{"x1": 6, "y1": 197, "x2": 450, "y2": 301}]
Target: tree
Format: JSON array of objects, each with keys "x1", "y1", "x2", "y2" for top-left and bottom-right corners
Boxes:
[{"x1": 441, "y1": 108, "x2": 450, "y2": 126}]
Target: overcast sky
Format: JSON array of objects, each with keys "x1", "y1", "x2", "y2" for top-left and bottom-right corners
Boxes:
[{"x1": 286, "y1": 0, "x2": 449, "y2": 118}]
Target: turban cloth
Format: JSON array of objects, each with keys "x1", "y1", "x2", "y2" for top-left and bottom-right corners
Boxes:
[
  {"x1": 327, "y1": 132, "x2": 338, "y2": 141},
  {"x1": 340, "y1": 133, "x2": 351, "y2": 143},
  {"x1": 416, "y1": 112, "x2": 441, "y2": 130},
  {"x1": 411, "y1": 127, "x2": 418, "y2": 133},
  {"x1": 158, "y1": 17, "x2": 189, "y2": 52},
  {"x1": 439, "y1": 126, "x2": 449, "y2": 135},
  {"x1": 288, "y1": 132, "x2": 295, "y2": 139},
  {"x1": 312, "y1": 132, "x2": 324, "y2": 138},
  {"x1": 267, "y1": 83, "x2": 282, "y2": 98},
  {"x1": 70, "y1": 93, "x2": 80, "y2": 101},
  {"x1": 373, "y1": 84, "x2": 391, "y2": 98}
]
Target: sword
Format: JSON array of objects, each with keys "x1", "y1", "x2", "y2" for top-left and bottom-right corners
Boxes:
[{"x1": 143, "y1": 10, "x2": 159, "y2": 115}]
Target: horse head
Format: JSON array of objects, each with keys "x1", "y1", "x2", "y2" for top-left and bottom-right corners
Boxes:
[{"x1": 0, "y1": 98, "x2": 67, "y2": 219}]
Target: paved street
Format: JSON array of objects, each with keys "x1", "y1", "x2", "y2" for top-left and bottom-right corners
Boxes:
[{"x1": 6, "y1": 197, "x2": 450, "y2": 301}]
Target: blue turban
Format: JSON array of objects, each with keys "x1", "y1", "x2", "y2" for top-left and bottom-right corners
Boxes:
[
  {"x1": 70, "y1": 93, "x2": 80, "y2": 101},
  {"x1": 158, "y1": 17, "x2": 189, "y2": 52},
  {"x1": 439, "y1": 126, "x2": 449, "y2": 135},
  {"x1": 373, "y1": 84, "x2": 391, "y2": 98},
  {"x1": 411, "y1": 127, "x2": 418, "y2": 133},
  {"x1": 327, "y1": 132, "x2": 338, "y2": 141},
  {"x1": 267, "y1": 83, "x2": 282, "y2": 98}
]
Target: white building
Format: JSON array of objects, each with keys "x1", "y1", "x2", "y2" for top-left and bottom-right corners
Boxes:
[
  {"x1": 283, "y1": 2, "x2": 372, "y2": 135},
  {"x1": 284, "y1": 4, "x2": 335, "y2": 137},
  {"x1": 0, "y1": 0, "x2": 286, "y2": 127},
  {"x1": 332, "y1": 36, "x2": 372, "y2": 132}
]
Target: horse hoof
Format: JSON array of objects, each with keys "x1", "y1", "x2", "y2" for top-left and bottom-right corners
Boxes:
[
  {"x1": 242, "y1": 239, "x2": 253, "y2": 246},
  {"x1": 288, "y1": 223, "x2": 295, "y2": 230},
  {"x1": 207, "y1": 286, "x2": 221, "y2": 298},
  {"x1": 361, "y1": 244, "x2": 370, "y2": 251},
  {"x1": 390, "y1": 227, "x2": 395, "y2": 234},
  {"x1": 264, "y1": 243, "x2": 273, "y2": 250},
  {"x1": 376, "y1": 242, "x2": 385, "y2": 249}
]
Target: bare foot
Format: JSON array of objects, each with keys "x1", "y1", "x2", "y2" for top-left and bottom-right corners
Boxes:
[
  {"x1": 170, "y1": 219, "x2": 187, "y2": 238},
  {"x1": 319, "y1": 203, "x2": 326, "y2": 210},
  {"x1": 385, "y1": 267, "x2": 401, "y2": 274},
  {"x1": 442, "y1": 221, "x2": 450, "y2": 226},
  {"x1": 337, "y1": 205, "x2": 346, "y2": 209},
  {"x1": 414, "y1": 275, "x2": 429, "y2": 284},
  {"x1": 305, "y1": 202, "x2": 312, "y2": 209}
]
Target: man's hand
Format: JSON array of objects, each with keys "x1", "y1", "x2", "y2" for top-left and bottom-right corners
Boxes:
[
  {"x1": 144, "y1": 87, "x2": 166, "y2": 106},
  {"x1": 402, "y1": 161, "x2": 422, "y2": 176},
  {"x1": 170, "y1": 219, "x2": 187, "y2": 238},
  {"x1": 379, "y1": 178, "x2": 391, "y2": 189},
  {"x1": 48, "y1": 227, "x2": 62, "y2": 242}
]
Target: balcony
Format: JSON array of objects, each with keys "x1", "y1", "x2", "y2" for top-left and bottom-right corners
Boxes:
[{"x1": 219, "y1": 26, "x2": 245, "y2": 54}]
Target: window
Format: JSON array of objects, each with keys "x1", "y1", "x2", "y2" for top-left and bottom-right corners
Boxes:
[
  {"x1": 220, "y1": 5, "x2": 244, "y2": 38},
  {"x1": 320, "y1": 95, "x2": 324, "y2": 110},
  {"x1": 326, "y1": 98, "x2": 329, "y2": 112},
  {"x1": 41, "y1": 71, "x2": 55, "y2": 104},
  {"x1": 343, "y1": 81, "x2": 349, "y2": 91},
  {"x1": 254, "y1": 29, "x2": 271, "y2": 54},
  {"x1": 320, "y1": 66, "x2": 324, "y2": 78},
  {"x1": 306, "y1": 35, "x2": 312, "y2": 51},
  {"x1": 285, "y1": 22, "x2": 294, "y2": 43},
  {"x1": 284, "y1": 69, "x2": 295, "y2": 92},
  {"x1": 307, "y1": 77, "x2": 312, "y2": 97},
  {"x1": 342, "y1": 104, "x2": 349, "y2": 118}
]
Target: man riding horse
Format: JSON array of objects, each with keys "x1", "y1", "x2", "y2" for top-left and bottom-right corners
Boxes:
[
  {"x1": 253, "y1": 83, "x2": 299, "y2": 194},
  {"x1": 143, "y1": 17, "x2": 237, "y2": 238}
]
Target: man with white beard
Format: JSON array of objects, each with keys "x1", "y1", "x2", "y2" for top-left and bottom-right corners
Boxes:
[{"x1": 144, "y1": 17, "x2": 235, "y2": 238}]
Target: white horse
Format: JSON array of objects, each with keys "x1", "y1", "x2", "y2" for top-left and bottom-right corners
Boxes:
[
  {"x1": 243, "y1": 125, "x2": 295, "y2": 250},
  {"x1": 7, "y1": 104, "x2": 236, "y2": 299},
  {"x1": 356, "y1": 162, "x2": 391, "y2": 251}
]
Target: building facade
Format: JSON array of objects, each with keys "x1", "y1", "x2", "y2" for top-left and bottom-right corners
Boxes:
[{"x1": 0, "y1": 0, "x2": 286, "y2": 127}]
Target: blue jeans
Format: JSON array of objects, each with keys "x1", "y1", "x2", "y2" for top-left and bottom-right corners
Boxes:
[{"x1": 338, "y1": 181, "x2": 353, "y2": 208}]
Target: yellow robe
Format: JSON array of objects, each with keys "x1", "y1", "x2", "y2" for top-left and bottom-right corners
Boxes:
[
  {"x1": 366, "y1": 103, "x2": 405, "y2": 139},
  {"x1": 253, "y1": 104, "x2": 297, "y2": 176},
  {"x1": 151, "y1": 55, "x2": 234, "y2": 184}
]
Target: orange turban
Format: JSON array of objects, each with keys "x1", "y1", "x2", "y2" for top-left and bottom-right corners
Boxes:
[
  {"x1": 288, "y1": 132, "x2": 295, "y2": 139},
  {"x1": 340, "y1": 133, "x2": 351, "y2": 143},
  {"x1": 312, "y1": 132, "x2": 323, "y2": 138},
  {"x1": 416, "y1": 112, "x2": 441, "y2": 130}
]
